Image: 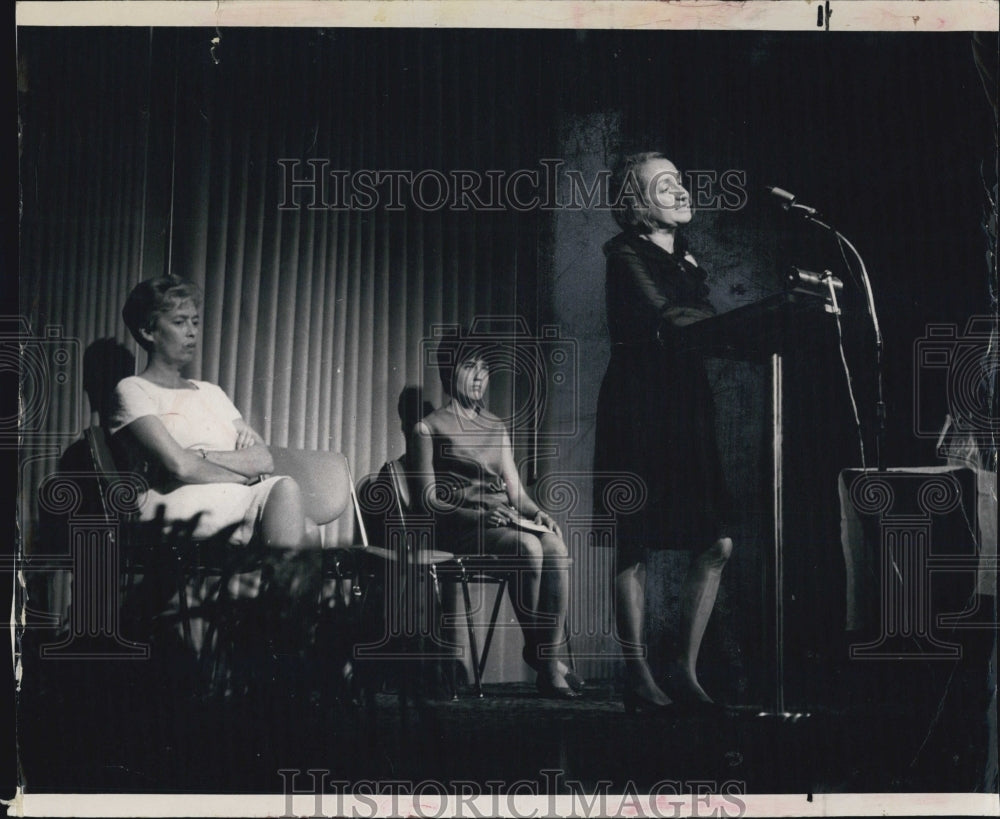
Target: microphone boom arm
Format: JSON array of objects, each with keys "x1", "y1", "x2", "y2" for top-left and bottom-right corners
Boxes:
[{"x1": 802, "y1": 211, "x2": 887, "y2": 469}]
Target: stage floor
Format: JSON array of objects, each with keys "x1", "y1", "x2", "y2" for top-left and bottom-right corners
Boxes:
[{"x1": 16, "y1": 655, "x2": 995, "y2": 797}]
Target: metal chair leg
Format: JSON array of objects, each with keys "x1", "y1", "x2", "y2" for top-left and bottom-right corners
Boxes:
[
  {"x1": 428, "y1": 565, "x2": 459, "y2": 700},
  {"x1": 478, "y1": 577, "x2": 507, "y2": 683},
  {"x1": 460, "y1": 571, "x2": 484, "y2": 698}
]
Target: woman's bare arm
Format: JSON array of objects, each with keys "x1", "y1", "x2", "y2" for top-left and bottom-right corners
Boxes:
[
  {"x1": 499, "y1": 431, "x2": 561, "y2": 537},
  {"x1": 411, "y1": 420, "x2": 482, "y2": 529},
  {"x1": 200, "y1": 418, "x2": 274, "y2": 477},
  {"x1": 122, "y1": 415, "x2": 254, "y2": 484}
]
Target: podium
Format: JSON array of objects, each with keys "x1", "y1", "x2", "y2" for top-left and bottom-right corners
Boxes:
[
  {"x1": 839, "y1": 465, "x2": 995, "y2": 657},
  {"x1": 678, "y1": 289, "x2": 837, "y2": 713}
]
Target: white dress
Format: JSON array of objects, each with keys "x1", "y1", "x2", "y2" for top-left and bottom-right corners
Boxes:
[{"x1": 108, "y1": 376, "x2": 283, "y2": 545}]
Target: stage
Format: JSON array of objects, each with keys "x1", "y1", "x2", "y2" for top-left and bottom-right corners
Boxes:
[{"x1": 16, "y1": 638, "x2": 995, "y2": 797}]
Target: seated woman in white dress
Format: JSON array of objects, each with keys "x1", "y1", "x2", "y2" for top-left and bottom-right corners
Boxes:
[{"x1": 108, "y1": 275, "x2": 319, "y2": 551}]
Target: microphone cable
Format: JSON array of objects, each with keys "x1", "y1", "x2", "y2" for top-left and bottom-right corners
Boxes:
[{"x1": 826, "y1": 275, "x2": 867, "y2": 468}]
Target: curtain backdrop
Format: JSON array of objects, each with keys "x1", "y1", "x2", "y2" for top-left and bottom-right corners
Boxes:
[
  {"x1": 19, "y1": 28, "x2": 569, "y2": 680},
  {"x1": 20, "y1": 27, "x2": 550, "y2": 546}
]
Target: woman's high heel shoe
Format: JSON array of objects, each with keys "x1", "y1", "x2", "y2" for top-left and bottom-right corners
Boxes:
[
  {"x1": 523, "y1": 646, "x2": 585, "y2": 693},
  {"x1": 622, "y1": 688, "x2": 675, "y2": 715},
  {"x1": 536, "y1": 673, "x2": 581, "y2": 700},
  {"x1": 563, "y1": 669, "x2": 586, "y2": 694}
]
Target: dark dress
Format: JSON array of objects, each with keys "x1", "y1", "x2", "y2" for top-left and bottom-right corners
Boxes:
[
  {"x1": 593, "y1": 231, "x2": 732, "y2": 564},
  {"x1": 423, "y1": 406, "x2": 517, "y2": 555}
]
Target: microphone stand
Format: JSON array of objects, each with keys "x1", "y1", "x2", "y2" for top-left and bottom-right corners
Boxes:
[{"x1": 795, "y1": 209, "x2": 886, "y2": 471}]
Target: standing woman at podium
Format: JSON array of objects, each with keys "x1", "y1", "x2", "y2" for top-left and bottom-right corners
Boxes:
[{"x1": 594, "y1": 152, "x2": 734, "y2": 712}]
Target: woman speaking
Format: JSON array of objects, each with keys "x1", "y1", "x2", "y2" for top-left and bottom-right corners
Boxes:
[{"x1": 594, "y1": 152, "x2": 734, "y2": 713}]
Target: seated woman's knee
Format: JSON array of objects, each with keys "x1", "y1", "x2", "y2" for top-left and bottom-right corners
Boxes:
[
  {"x1": 517, "y1": 532, "x2": 544, "y2": 570},
  {"x1": 262, "y1": 477, "x2": 310, "y2": 548},
  {"x1": 540, "y1": 532, "x2": 568, "y2": 560},
  {"x1": 270, "y1": 475, "x2": 305, "y2": 508}
]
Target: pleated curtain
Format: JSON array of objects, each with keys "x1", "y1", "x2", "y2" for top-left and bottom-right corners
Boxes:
[
  {"x1": 20, "y1": 28, "x2": 546, "y2": 549},
  {"x1": 18, "y1": 27, "x2": 628, "y2": 682}
]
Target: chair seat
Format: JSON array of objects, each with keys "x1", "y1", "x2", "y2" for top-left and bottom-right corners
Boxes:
[
  {"x1": 439, "y1": 553, "x2": 574, "y2": 571},
  {"x1": 406, "y1": 548, "x2": 456, "y2": 565},
  {"x1": 347, "y1": 545, "x2": 455, "y2": 566},
  {"x1": 348, "y1": 543, "x2": 456, "y2": 565}
]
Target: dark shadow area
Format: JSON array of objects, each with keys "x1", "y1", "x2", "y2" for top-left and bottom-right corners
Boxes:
[{"x1": 15, "y1": 665, "x2": 995, "y2": 794}]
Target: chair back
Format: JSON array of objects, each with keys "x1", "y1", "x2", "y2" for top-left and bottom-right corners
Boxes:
[
  {"x1": 382, "y1": 459, "x2": 410, "y2": 524},
  {"x1": 354, "y1": 458, "x2": 453, "y2": 567},
  {"x1": 354, "y1": 458, "x2": 407, "y2": 551},
  {"x1": 83, "y1": 425, "x2": 127, "y2": 522},
  {"x1": 270, "y1": 447, "x2": 351, "y2": 526}
]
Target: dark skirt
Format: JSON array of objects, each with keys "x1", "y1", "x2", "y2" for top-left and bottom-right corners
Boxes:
[{"x1": 593, "y1": 344, "x2": 732, "y2": 565}]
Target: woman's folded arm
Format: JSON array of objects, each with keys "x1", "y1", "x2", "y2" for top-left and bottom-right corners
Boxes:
[
  {"x1": 120, "y1": 415, "x2": 259, "y2": 484},
  {"x1": 202, "y1": 444, "x2": 274, "y2": 478}
]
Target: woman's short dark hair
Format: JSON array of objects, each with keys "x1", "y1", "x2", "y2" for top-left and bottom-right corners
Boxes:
[
  {"x1": 122, "y1": 276, "x2": 203, "y2": 352},
  {"x1": 435, "y1": 330, "x2": 487, "y2": 396},
  {"x1": 610, "y1": 151, "x2": 672, "y2": 234}
]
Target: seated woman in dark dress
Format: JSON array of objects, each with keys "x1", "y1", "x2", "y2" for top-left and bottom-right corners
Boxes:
[
  {"x1": 410, "y1": 336, "x2": 583, "y2": 698},
  {"x1": 594, "y1": 152, "x2": 734, "y2": 712}
]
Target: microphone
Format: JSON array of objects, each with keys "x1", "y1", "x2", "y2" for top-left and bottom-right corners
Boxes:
[
  {"x1": 765, "y1": 185, "x2": 818, "y2": 216},
  {"x1": 787, "y1": 266, "x2": 843, "y2": 291}
]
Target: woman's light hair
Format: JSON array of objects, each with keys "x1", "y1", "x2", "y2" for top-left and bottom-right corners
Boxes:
[
  {"x1": 609, "y1": 151, "x2": 676, "y2": 234},
  {"x1": 122, "y1": 275, "x2": 203, "y2": 352}
]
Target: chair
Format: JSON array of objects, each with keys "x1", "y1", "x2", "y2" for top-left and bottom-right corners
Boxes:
[
  {"x1": 79, "y1": 426, "x2": 354, "y2": 697},
  {"x1": 348, "y1": 463, "x2": 456, "y2": 707},
  {"x1": 386, "y1": 461, "x2": 578, "y2": 694},
  {"x1": 80, "y1": 425, "x2": 267, "y2": 693},
  {"x1": 84, "y1": 424, "x2": 142, "y2": 600},
  {"x1": 33, "y1": 427, "x2": 152, "y2": 660},
  {"x1": 363, "y1": 458, "x2": 533, "y2": 698}
]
